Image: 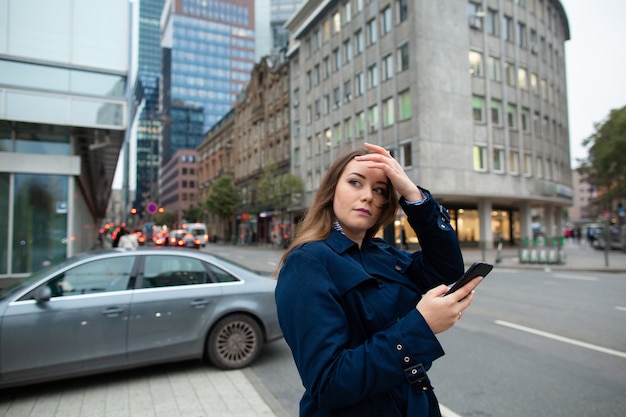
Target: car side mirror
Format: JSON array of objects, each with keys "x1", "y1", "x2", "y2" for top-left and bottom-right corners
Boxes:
[{"x1": 34, "y1": 286, "x2": 52, "y2": 303}]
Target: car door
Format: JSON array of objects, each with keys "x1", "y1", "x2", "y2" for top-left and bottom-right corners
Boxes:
[
  {"x1": 0, "y1": 256, "x2": 135, "y2": 384},
  {"x1": 127, "y1": 254, "x2": 222, "y2": 362}
]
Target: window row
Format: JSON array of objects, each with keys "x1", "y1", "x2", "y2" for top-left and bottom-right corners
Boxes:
[
  {"x1": 472, "y1": 95, "x2": 566, "y2": 142},
  {"x1": 301, "y1": 90, "x2": 412, "y2": 130},
  {"x1": 473, "y1": 145, "x2": 566, "y2": 182},
  {"x1": 468, "y1": 3, "x2": 564, "y2": 74},
  {"x1": 305, "y1": 0, "x2": 410, "y2": 59},
  {"x1": 304, "y1": 42, "x2": 410, "y2": 92},
  {"x1": 469, "y1": 51, "x2": 562, "y2": 105}
]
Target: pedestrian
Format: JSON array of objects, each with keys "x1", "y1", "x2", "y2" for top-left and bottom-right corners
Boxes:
[
  {"x1": 275, "y1": 143, "x2": 483, "y2": 417},
  {"x1": 117, "y1": 228, "x2": 138, "y2": 248}
]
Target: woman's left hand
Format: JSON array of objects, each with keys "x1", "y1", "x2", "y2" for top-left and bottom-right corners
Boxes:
[{"x1": 355, "y1": 143, "x2": 423, "y2": 201}]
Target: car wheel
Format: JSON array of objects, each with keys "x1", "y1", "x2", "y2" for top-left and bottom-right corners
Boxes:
[{"x1": 207, "y1": 314, "x2": 263, "y2": 369}]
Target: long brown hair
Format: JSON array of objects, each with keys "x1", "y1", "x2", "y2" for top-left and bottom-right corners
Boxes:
[{"x1": 277, "y1": 149, "x2": 399, "y2": 271}]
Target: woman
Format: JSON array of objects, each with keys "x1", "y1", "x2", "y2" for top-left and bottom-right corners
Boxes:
[{"x1": 275, "y1": 143, "x2": 482, "y2": 417}]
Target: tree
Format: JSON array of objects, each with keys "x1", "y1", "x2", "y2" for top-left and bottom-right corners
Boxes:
[
  {"x1": 578, "y1": 105, "x2": 626, "y2": 205},
  {"x1": 205, "y1": 176, "x2": 241, "y2": 240},
  {"x1": 182, "y1": 205, "x2": 203, "y2": 223},
  {"x1": 257, "y1": 163, "x2": 304, "y2": 212}
]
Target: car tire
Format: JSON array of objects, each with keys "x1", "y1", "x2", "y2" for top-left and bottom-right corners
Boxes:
[{"x1": 206, "y1": 314, "x2": 263, "y2": 369}]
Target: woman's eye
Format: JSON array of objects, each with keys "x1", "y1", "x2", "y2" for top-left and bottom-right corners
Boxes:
[
  {"x1": 373, "y1": 187, "x2": 386, "y2": 195},
  {"x1": 349, "y1": 179, "x2": 361, "y2": 187}
]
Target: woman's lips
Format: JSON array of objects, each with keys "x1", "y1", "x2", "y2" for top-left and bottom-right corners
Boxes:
[{"x1": 355, "y1": 208, "x2": 371, "y2": 216}]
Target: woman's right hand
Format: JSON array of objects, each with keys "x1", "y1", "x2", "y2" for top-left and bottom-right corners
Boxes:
[{"x1": 415, "y1": 277, "x2": 482, "y2": 334}]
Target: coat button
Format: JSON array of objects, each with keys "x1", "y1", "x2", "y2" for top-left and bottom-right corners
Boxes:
[
  {"x1": 404, "y1": 356, "x2": 410, "y2": 363},
  {"x1": 394, "y1": 265, "x2": 402, "y2": 271},
  {"x1": 396, "y1": 344, "x2": 403, "y2": 351}
]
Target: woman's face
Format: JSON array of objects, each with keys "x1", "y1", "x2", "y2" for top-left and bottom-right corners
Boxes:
[{"x1": 333, "y1": 158, "x2": 388, "y2": 244}]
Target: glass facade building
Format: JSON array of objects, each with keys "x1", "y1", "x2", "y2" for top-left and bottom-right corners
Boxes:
[
  {"x1": 133, "y1": 0, "x2": 166, "y2": 213},
  {"x1": 160, "y1": 0, "x2": 256, "y2": 136},
  {"x1": 0, "y1": 0, "x2": 129, "y2": 279}
]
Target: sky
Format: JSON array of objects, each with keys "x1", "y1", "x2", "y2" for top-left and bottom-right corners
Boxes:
[{"x1": 563, "y1": 0, "x2": 626, "y2": 167}]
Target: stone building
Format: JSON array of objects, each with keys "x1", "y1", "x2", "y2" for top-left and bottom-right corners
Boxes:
[{"x1": 284, "y1": 0, "x2": 573, "y2": 248}]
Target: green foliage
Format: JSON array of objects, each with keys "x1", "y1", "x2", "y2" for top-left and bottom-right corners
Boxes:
[
  {"x1": 205, "y1": 176, "x2": 241, "y2": 220},
  {"x1": 578, "y1": 105, "x2": 626, "y2": 202},
  {"x1": 152, "y1": 210, "x2": 177, "y2": 229},
  {"x1": 183, "y1": 205, "x2": 203, "y2": 223},
  {"x1": 257, "y1": 163, "x2": 304, "y2": 211}
]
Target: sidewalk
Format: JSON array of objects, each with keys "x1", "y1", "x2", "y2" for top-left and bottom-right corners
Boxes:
[{"x1": 461, "y1": 240, "x2": 626, "y2": 273}]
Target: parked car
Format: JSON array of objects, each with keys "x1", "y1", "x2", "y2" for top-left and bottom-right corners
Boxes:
[
  {"x1": 0, "y1": 248, "x2": 282, "y2": 388},
  {"x1": 169, "y1": 229, "x2": 201, "y2": 249}
]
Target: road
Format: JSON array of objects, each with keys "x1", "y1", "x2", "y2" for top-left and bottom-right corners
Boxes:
[{"x1": 215, "y1": 245, "x2": 626, "y2": 416}]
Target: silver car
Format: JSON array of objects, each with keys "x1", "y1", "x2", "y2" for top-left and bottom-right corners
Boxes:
[{"x1": 0, "y1": 248, "x2": 282, "y2": 388}]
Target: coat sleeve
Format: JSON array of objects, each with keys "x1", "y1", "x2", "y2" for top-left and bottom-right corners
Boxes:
[
  {"x1": 400, "y1": 188, "x2": 464, "y2": 290},
  {"x1": 276, "y1": 249, "x2": 445, "y2": 411}
]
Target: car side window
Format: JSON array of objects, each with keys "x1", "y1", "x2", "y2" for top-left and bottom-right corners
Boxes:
[
  {"x1": 207, "y1": 264, "x2": 240, "y2": 283},
  {"x1": 46, "y1": 257, "x2": 135, "y2": 297},
  {"x1": 142, "y1": 255, "x2": 208, "y2": 288}
]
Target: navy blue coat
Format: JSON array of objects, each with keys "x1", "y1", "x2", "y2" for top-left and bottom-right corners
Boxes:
[{"x1": 275, "y1": 191, "x2": 464, "y2": 417}]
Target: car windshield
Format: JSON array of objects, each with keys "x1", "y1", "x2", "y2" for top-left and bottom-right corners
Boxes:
[{"x1": 0, "y1": 257, "x2": 77, "y2": 301}]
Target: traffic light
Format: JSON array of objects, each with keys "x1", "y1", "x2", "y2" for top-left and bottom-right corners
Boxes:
[{"x1": 130, "y1": 207, "x2": 138, "y2": 215}]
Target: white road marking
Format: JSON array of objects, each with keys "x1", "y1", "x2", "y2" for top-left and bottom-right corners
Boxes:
[
  {"x1": 551, "y1": 273, "x2": 598, "y2": 281},
  {"x1": 495, "y1": 320, "x2": 626, "y2": 359},
  {"x1": 615, "y1": 306, "x2": 626, "y2": 312},
  {"x1": 440, "y1": 404, "x2": 464, "y2": 417}
]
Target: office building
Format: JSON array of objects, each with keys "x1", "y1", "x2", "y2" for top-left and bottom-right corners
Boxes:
[
  {"x1": 0, "y1": 0, "x2": 129, "y2": 279},
  {"x1": 131, "y1": 0, "x2": 166, "y2": 217},
  {"x1": 285, "y1": 0, "x2": 573, "y2": 247}
]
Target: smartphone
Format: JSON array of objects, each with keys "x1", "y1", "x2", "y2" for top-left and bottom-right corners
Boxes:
[{"x1": 444, "y1": 261, "x2": 493, "y2": 296}]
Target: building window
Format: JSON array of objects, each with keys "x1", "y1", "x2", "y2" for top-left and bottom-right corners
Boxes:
[
  {"x1": 493, "y1": 148, "x2": 505, "y2": 172},
  {"x1": 382, "y1": 7, "x2": 392, "y2": 35},
  {"x1": 507, "y1": 104, "x2": 517, "y2": 129},
  {"x1": 473, "y1": 145, "x2": 487, "y2": 171},
  {"x1": 503, "y1": 15, "x2": 514, "y2": 42},
  {"x1": 505, "y1": 62, "x2": 516, "y2": 87},
  {"x1": 369, "y1": 105, "x2": 379, "y2": 131},
  {"x1": 368, "y1": 18, "x2": 377, "y2": 44},
  {"x1": 397, "y1": 0, "x2": 408, "y2": 23},
  {"x1": 521, "y1": 107, "x2": 530, "y2": 132},
  {"x1": 333, "y1": 87, "x2": 341, "y2": 108},
  {"x1": 530, "y1": 72, "x2": 538, "y2": 94},
  {"x1": 382, "y1": 54, "x2": 393, "y2": 81},
  {"x1": 469, "y1": 51, "x2": 483, "y2": 77},
  {"x1": 518, "y1": 67, "x2": 528, "y2": 89},
  {"x1": 399, "y1": 89, "x2": 411, "y2": 120},
  {"x1": 344, "y1": 79, "x2": 352, "y2": 102},
  {"x1": 357, "y1": 111, "x2": 365, "y2": 136},
  {"x1": 487, "y1": 8, "x2": 498, "y2": 36},
  {"x1": 491, "y1": 99, "x2": 502, "y2": 125},
  {"x1": 368, "y1": 64, "x2": 378, "y2": 88},
  {"x1": 333, "y1": 48, "x2": 340, "y2": 71},
  {"x1": 517, "y1": 22, "x2": 526, "y2": 48},
  {"x1": 356, "y1": 72, "x2": 364, "y2": 96},
  {"x1": 397, "y1": 42, "x2": 409, "y2": 72},
  {"x1": 333, "y1": 11, "x2": 341, "y2": 33},
  {"x1": 400, "y1": 141, "x2": 412, "y2": 167},
  {"x1": 536, "y1": 156, "x2": 543, "y2": 177},
  {"x1": 488, "y1": 56, "x2": 501, "y2": 81},
  {"x1": 342, "y1": 1, "x2": 352, "y2": 23},
  {"x1": 323, "y1": 56, "x2": 330, "y2": 79},
  {"x1": 345, "y1": 117, "x2": 353, "y2": 141},
  {"x1": 473, "y1": 96, "x2": 485, "y2": 122},
  {"x1": 509, "y1": 151, "x2": 520, "y2": 174},
  {"x1": 468, "y1": 2, "x2": 482, "y2": 30},
  {"x1": 383, "y1": 97, "x2": 394, "y2": 127},
  {"x1": 355, "y1": 29, "x2": 363, "y2": 54},
  {"x1": 343, "y1": 39, "x2": 352, "y2": 63},
  {"x1": 523, "y1": 153, "x2": 532, "y2": 176}
]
